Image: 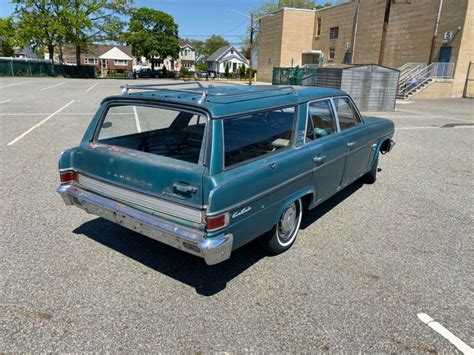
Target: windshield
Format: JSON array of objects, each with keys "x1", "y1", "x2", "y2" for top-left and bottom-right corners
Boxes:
[{"x1": 96, "y1": 104, "x2": 207, "y2": 164}]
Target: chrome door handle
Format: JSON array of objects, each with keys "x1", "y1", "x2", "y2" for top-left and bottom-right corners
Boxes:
[
  {"x1": 347, "y1": 141, "x2": 357, "y2": 147},
  {"x1": 313, "y1": 155, "x2": 326, "y2": 163},
  {"x1": 173, "y1": 182, "x2": 198, "y2": 193}
]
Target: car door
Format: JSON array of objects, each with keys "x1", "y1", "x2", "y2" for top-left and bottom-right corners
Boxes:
[
  {"x1": 306, "y1": 99, "x2": 346, "y2": 203},
  {"x1": 333, "y1": 97, "x2": 372, "y2": 186}
]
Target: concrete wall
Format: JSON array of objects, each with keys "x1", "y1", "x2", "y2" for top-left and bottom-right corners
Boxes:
[
  {"x1": 279, "y1": 9, "x2": 316, "y2": 67},
  {"x1": 257, "y1": 10, "x2": 285, "y2": 82},
  {"x1": 451, "y1": 0, "x2": 474, "y2": 97},
  {"x1": 313, "y1": 1, "x2": 358, "y2": 64},
  {"x1": 410, "y1": 81, "x2": 453, "y2": 100},
  {"x1": 383, "y1": 0, "x2": 468, "y2": 69}
]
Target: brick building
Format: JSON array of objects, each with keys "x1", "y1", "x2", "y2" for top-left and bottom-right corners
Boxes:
[
  {"x1": 47, "y1": 44, "x2": 134, "y2": 76},
  {"x1": 257, "y1": 0, "x2": 473, "y2": 98}
]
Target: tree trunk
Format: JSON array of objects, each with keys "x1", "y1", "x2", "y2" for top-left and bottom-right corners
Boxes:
[
  {"x1": 48, "y1": 45, "x2": 55, "y2": 64},
  {"x1": 151, "y1": 58, "x2": 155, "y2": 71},
  {"x1": 59, "y1": 45, "x2": 64, "y2": 64},
  {"x1": 76, "y1": 45, "x2": 81, "y2": 66}
]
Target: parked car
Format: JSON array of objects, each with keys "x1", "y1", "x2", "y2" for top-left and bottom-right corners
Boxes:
[
  {"x1": 57, "y1": 84, "x2": 394, "y2": 265},
  {"x1": 196, "y1": 70, "x2": 209, "y2": 79},
  {"x1": 133, "y1": 68, "x2": 162, "y2": 79}
]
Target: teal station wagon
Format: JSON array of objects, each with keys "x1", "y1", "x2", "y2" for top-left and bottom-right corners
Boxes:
[{"x1": 57, "y1": 83, "x2": 394, "y2": 265}]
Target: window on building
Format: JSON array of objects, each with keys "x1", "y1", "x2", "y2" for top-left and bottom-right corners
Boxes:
[
  {"x1": 333, "y1": 97, "x2": 361, "y2": 130},
  {"x1": 329, "y1": 26, "x2": 339, "y2": 39},
  {"x1": 329, "y1": 48, "x2": 335, "y2": 61},
  {"x1": 306, "y1": 99, "x2": 337, "y2": 141},
  {"x1": 223, "y1": 107, "x2": 296, "y2": 168},
  {"x1": 84, "y1": 58, "x2": 98, "y2": 65},
  {"x1": 114, "y1": 60, "x2": 128, "y2": 66},
  {"x1": 316, "y1": 18, "x2": 321, "y2": 37}
]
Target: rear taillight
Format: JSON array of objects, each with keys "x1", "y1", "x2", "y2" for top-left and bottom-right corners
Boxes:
[
  {"x1": 59, "y1": 170, "x2": 77, "y2": 184},
  {"x1": 206, "y1": 213, "x2": 229, "y2": 232}
]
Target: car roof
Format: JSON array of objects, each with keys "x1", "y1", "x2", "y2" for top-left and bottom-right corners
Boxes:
[{"x1": 103, "y1": 85, "x2": 347, "y2": 118}]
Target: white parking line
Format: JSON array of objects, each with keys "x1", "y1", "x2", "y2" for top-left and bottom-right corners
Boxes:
[
  {"x1": 40, "y1": 82, "x2": 65, "y2": 91},
  {"x1": 417, "y1": 313, "x2": 474, "y2": 354},
  {"x1": 0, "y1": 81, "x2": 32, "y2": 89},
  {"x1": 396, "y1": 126, "x2": 439, "y2": 130},
  {"x1": 397, "y1": 108, "x2": 473, "y2": 123},
  {"x1": 7, "y1": 100, "x2": 75, "y2": 146},
  {"x1": 396, "y1": 126, "x2": 474, "y2": 130},
  {"x1": 0, "y1": 99, "x2": 11, "y2": 104},
  {"x1": 86, "y1": 82, "x2": 99, "y2": 92},
  {"x1": 133, "y1": 105, "x2": 142, "y2": 132}
]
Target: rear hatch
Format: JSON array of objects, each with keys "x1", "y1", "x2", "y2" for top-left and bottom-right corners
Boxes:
[{"x1": 69, "y1": 102, "x2": 208, "y2": 224}]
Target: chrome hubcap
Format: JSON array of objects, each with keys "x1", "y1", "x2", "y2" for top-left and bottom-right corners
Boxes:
[{"x1": 278, "y1": 202, "x2": 297, "y2": 242}]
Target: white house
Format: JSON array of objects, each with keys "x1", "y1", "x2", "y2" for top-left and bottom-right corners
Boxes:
[{"x1": 206, "y1": 45, "x2": 248, "y2": 75}]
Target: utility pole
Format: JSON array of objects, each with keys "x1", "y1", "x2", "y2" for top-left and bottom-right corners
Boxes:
[
  {"x1": 248, "y1": 13, "x2": 254, "y2": 85},
  {"x1": 350, "y1": 0, "x2": 361, "y2": 64},
  {"x1": 378, "y1": 0, "x2": 392, "y2": 66},
  {"x1": 429, "y1": 0, "x2": 444, "y2": 64},
  {"x1": 229, "y1": 10, "x2": 270, "y2": 85}
]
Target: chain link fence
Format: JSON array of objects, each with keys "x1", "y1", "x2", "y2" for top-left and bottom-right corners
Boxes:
[
  {"x1": 272, "y1": 67, "x2": 318, "y2": 86},
  {"x1": 0, "y1": 57, "x2": 96, "y2": 78}
]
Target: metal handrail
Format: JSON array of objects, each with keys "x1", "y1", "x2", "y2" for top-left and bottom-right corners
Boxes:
[
  {"x1": 398, "y1": 63, "x2": 427, "y2": 89},
  {"x1": 398, "y1": 62, "x2": 455, "y2": 97}
]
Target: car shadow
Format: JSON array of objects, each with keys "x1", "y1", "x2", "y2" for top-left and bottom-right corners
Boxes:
[
  {"x1": 300, "y1": 181, "x2": 363, "y2": 230},
  {"x1": 73, "y1": 181, "x2": 364, "y2": 296},
  {"x1": 73, "y1": 219, "x2": 271, "y2": 296}
]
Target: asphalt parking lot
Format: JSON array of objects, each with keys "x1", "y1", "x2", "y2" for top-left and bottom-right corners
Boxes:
[{"x1": 1, "y1": 77, "x2": 473, "y2": 352}]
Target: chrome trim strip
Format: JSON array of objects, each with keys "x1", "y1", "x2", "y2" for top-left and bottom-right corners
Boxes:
[
  {"x1": 208, "y1": 168, "x2": 313, "y2": 216},
  {"x1": 57, "y1": 184, "x2": 232, "y2": 265},
  {"x1": 77, "y1": 174, "x2": 203, "y2": 223},
  {"x1": 79, "y1": 168, "x2": 204, "y2": 210},
  {"x1": 208, "y1": 138, "x2": 378, "y2": 217}
]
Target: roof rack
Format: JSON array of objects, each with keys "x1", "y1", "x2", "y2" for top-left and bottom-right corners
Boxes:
[{"x1": 120, "y1": 82, "x2": 297, "y2": 104}]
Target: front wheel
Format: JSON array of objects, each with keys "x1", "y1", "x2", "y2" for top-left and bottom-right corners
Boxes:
[{"x1": 260, "y1": 199, "x2": 303, "y2": 254}]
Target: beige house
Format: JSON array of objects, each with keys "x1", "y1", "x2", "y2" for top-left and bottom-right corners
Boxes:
[
  {"x1": 257, "y1": 0, "x2": 474, "y2": 98},
  {"x1": 138, "y1": 41, "x2": 197, "y2": 72}
]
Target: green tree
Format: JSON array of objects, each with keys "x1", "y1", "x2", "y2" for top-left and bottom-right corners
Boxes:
[
  {"x1": 65, "y1": 0, "x2": 131, "y2": 65},
  {"x1": 200, "y1": 35, "x2": 229, "y2": 59},
  {"x1": 0, "y1": 17, "x2": 20, "y2": 57},
  {"x1": 224, "y1": 62, "x2": 230, "y2": 78},
  {"x1": 13, "y1": 0, "x2": 69, "y2": 63},
  {"x1": 126, "y1": 8, "x2": 180, "y2": 70}
]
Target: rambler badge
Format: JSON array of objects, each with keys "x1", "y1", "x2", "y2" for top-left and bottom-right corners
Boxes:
[{"x1": 232, "y1": 206, "x2": 252, "y2": 219}]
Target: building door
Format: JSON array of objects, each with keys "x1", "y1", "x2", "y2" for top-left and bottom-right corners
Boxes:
[
  {"x1": 100, "y1": 59, "x2": 107, "y2": 69},
  {"x1": 343, "y1": 51, "x2": 352, "y2": 64},
  {"x1": 232, "y1": 62, "x2": 237, "y2": 72},
  {"x1": 439, "y1": 46, "x2": 452, "y2": 63}
]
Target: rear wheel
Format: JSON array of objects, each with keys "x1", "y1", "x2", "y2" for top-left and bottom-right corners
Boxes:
[
  {"x1": 362, "y1": 153, "x2": 379, "y2": 184},
  {"x1": 260, "y1": 199, "x2": 303, "y2": 254}
]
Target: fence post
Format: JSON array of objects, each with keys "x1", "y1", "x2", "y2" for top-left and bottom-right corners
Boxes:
[
  {"x1": 28, "y1": 59, "x2": 32, "y2": 76},
  {"x1": 10, "y1": 57, "x2": 14, "y2": 77}
]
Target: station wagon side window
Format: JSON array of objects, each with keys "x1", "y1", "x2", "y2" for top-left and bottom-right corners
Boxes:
[
  {"x1": 96, "y1": 104, "x2": 207, "y2": 164},
  {"x1": 306, "y1": 99, "x2": 337, "y2": 141},
  {"x1": 223, "y1": 107, "x2": 296, "y2": 168},
  {"x1": 333, "y1": 97, "x2": 361, "y2": 130}
]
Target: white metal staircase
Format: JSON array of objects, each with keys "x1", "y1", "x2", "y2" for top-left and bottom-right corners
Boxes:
[{"x1": 397, "y1": 62, "x2": 454, "y2": 99}]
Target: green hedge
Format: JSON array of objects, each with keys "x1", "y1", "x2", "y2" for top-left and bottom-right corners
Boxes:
[{"x1": 0, "y1": 58, "x2": 95, "y2": 78}]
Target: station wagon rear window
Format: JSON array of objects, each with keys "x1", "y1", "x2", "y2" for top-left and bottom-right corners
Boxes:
[
  {"x1": 96, "y1": 104, "x2": 207, "y2": 164},
  {"x1": 223, "y1": 107, "x2": 295, "y2": 167}
]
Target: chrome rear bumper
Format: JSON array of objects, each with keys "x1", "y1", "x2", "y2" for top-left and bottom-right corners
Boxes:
[{"x1": 57, "y1": 185, "x2": 233, "y2": 265}]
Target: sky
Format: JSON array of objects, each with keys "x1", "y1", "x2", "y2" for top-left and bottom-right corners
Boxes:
[{"x1": 0, "y1": 0, "x2": 330, "y2": 46}]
